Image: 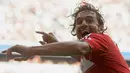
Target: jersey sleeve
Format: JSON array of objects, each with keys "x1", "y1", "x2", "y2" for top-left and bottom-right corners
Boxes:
[{"x1": 83, "y1": 33, "x2": 109, "y2": 55}]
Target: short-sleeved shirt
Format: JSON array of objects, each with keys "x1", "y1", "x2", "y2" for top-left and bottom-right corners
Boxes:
[{"x1": 80, "y1": 33, "x2": 130, "y2": 73}]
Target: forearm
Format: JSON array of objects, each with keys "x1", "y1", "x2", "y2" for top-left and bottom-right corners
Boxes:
[
  {"x1": 48, "y1": 39, "x2": 81, "y2": 61},
  {"x1": 28, "y1": 41, "x2": 90, "y2": 56}
]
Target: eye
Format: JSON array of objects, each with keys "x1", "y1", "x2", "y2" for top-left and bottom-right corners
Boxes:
[
  {"x1": 85, "y1": 16, "x2": 94, "y2": 24},
  {"x1": 76, "y1": 18, "x2": 83, "y2": 25}
]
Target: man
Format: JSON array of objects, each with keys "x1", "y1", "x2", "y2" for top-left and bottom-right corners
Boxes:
[{"x1": 2, "y1": 3, "x2": 130, "y2": 73}]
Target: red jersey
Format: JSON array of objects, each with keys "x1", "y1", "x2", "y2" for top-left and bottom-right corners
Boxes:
[{"x1": 80, "y1": 33, "x2": 130, "y2": 73}]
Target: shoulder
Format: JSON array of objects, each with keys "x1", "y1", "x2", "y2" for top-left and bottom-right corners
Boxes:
[
  {"x1": 81, "y1": 33, "x2": 111, "y2": 50},
  {"x1": 81, "y1": 33, "x2": 110, "y2": 41},
  {"x1": 89, "y1": 33, "x2": 109, "y2": 38}
]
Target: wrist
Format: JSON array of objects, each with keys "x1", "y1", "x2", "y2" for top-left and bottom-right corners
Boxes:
[{"x1": 10, "y1": 44, "x2": 20, "y2": 52}]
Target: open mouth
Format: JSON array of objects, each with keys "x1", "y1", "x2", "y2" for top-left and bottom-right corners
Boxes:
[{"x1": 81, "y1": 31, "x2": 89, "y2": 38}]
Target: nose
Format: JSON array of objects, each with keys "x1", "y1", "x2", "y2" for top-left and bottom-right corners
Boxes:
[
  {"x1": 81, "y1": 19, "x2": 88, "y2": 26},
  {"x1": 80, "y1": 20, "x2": 88, "y2": 30}
]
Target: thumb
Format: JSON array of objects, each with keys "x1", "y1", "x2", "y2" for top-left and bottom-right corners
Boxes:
[
  {"x1": 39, "y1": 41, "x2": 46, "y2": 45},
  {"x1": 48, "y1": 32, "x2": 54, "y2": 37}
]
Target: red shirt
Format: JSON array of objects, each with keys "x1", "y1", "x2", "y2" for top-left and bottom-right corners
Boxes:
[{"x1": 80, "y1": 33, "x2": 130, "y2": 73}]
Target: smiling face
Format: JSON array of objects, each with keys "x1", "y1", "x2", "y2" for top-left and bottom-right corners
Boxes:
[{"x1": 75, "y1": 11, "x2": 100, "y2": 39}]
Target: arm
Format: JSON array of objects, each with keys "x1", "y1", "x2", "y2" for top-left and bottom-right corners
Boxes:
[
  {"x1": 36, "y1": 31, "x2": 81, "y2": 61},
  {"x1": 29, "y1": 41, "x2": 91, "y2": 56},
  {"x1": 2, "y1": 41, "x2": 91, "y2": 59}
]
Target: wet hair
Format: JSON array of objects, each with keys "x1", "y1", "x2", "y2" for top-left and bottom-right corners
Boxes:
[{"x1": 71, "y1": 3, "x2": 107, "y2": 36}]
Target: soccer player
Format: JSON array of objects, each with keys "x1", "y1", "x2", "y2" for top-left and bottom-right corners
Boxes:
[{"x1": 2, "y1": 3, "x2": 130, "y2": 73}]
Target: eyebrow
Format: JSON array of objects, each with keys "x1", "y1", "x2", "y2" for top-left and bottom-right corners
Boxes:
[{"x1": 76, "y1": 16, "x2": 94, "y2": 20}]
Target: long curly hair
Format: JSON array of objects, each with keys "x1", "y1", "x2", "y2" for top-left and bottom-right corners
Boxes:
[{"x1": 71, "y1": 3, "x2": 107, "y2": 36}]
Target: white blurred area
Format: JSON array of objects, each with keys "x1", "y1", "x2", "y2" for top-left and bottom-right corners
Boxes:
[
  {"x1": 0, "y1": 56, "x2": 80, "y2": 73},
  {"x1": 0, "y1": 62, "x2": 80, "y2": 73},
  {"x1": 0, "y1": 0, "x2": 130, "y2": 52}
]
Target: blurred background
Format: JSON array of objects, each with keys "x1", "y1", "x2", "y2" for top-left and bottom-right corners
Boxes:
[
  {"x1": 0, "y1": 0, "x2": 130, "y2": 73},
  {"x1": 0, "y1": 0, "x2": 130, "y2": 52}
]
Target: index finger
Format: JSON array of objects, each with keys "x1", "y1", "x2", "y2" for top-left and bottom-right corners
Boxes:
[
  {"x1": 14, "y1": 57, "x2": 28, "y2": 61},
  {"x1": 36, "y1": 31, "x2": 47, "y2": 35},
  {"x1": 2, "y1": 50, "x2": 7, "y2": 53},
  {"x1": 35, "y1": 31, "x2": 47, "y2": 35}
]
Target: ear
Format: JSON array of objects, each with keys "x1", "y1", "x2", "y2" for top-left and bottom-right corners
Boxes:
[{"x1": 98, "y1": 24, "x2": 103, "y2": 32}]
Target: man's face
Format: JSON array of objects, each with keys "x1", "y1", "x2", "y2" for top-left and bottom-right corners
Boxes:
[{"x1": 75, "y1": 11, "x2": 99, "y2": 39}]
